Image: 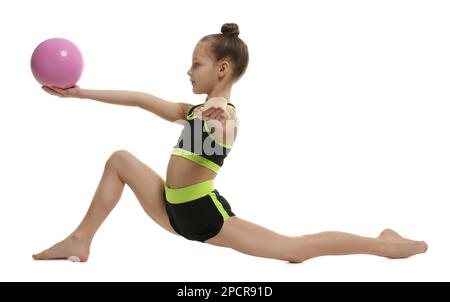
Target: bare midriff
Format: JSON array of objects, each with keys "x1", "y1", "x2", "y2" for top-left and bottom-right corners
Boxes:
[{"x1": 165, "y1": 155, "x2": 217, "y2": 189}]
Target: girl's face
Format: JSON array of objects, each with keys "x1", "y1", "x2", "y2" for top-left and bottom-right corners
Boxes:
[{"x1": 187, "y1": 42, "x2": 220, "y2": 95}]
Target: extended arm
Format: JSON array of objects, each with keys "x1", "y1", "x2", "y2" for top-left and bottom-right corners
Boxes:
[{"x1": 42, "y1": 86, "x2": 193, "y2": 123}]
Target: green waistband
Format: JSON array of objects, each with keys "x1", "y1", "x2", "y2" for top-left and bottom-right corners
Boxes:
[{"x1": 164, "y1": 178, "x2": 215, "y2": 204}]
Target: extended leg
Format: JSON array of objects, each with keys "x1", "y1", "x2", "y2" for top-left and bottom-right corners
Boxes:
[{"x1": 206, "y1": 217, "x2": 428, "y2": 262}]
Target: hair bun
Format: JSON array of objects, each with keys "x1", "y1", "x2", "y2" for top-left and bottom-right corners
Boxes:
[{"x1": 221, "y1": 23, "x2": 240, "y2": 37}]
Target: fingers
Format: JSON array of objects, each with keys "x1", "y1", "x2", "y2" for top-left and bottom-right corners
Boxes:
[
  {"x1": 41, "y1": 86, "x2": 63, "y2": 97},
  {"x1": 211, "y1": 111, "x2": 223, "y2": 120},
  {"x1": 201, "y1": 108, "x2": 230, "y2": 122},
  {"x1": 51, "y1": 86, "x2": 65, "y2": 94},
  {"x1": 41, "y1": 85, "x2": 75, "y2": 98},
  {"x1": 202, "y1": 107, "x2": 224, "y2": 118},
  {"x1": 194, "y1": 105, "x2": 230, "y2": 122},
  {"x1": 203, "y1": 110, "x2": 218, "y2": 120}
]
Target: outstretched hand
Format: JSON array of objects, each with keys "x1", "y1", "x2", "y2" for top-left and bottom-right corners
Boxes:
[{"x1": 41, "y1": 85, "x2": 81, "y2": 98}]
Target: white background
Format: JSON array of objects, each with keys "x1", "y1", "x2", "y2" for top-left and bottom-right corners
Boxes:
[{"x1": 0, "y1": 0, "x2": 449, "y2": 281}]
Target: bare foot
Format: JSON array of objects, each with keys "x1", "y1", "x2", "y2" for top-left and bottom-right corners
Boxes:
[
  {"x1": 32, "y1": 235, "x2": 90, "y2": 262},
  {"x1": 377, "y1": 228, "x2": 428, "y2": 258}
]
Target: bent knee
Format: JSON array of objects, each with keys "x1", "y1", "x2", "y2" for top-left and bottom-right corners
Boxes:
[{"x1": 105, "y1": 150, "x2": 133, "y2": 169}]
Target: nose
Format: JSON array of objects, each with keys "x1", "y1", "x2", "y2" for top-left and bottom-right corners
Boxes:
[{"x1": 187, "y1": 68, "x2": 192, "y2": 77}]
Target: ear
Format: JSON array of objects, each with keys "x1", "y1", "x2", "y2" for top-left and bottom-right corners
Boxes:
[{"x1": 217, "y1": 60, "x2": 231, "y2": 78}]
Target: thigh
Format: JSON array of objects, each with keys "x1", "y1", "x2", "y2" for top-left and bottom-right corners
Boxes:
[
  {"x1": 205, "y1": 216, "x2": 297, "y2": 261},
  {"x1": 107, "y1": 150, "x2": 177, "y2": 235}
]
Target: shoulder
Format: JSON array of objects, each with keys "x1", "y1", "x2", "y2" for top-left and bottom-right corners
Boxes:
[
  {"x1": 177, "y1": 103, "x2": 196, "y2": 116},
  {"x1": 188, "y1": 103, "x2": 204, "y2": 115},
  {"x1": 227, "y1": 103, "x2": 237, "y2": 120},
  {"x1": 204, "y1": 104, "x2": 239, "y2": 147},
  {"x1": 185, "y1": 103, "x2": 204, "y2": 120}
]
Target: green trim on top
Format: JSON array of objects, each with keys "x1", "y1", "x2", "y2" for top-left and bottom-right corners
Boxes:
[
  {"x1": 228, "y1": 104, "x2": 236, "y2": 112},
  {"x1": 186, "y1": 104, "x2": 203, "y2": 120},
  {"x1": 186, "y1": 112, "x2": 195, "y2": 120},
  {"x1": 209, "y1": 191, "x2": 230, "y2": 221},
  {"x1": 171, "y1": 148, "x2": 220, "y2": 173},
  {"x1": 203, "y1": 121, "x2": 233, "y2": 149},
  {"x1": 165, "y1": 178, "x2": 215, "y2": 204}
]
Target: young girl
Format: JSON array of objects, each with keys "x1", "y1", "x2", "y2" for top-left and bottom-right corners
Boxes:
[{"x1": 33, "y1": 23, "x2": 427, "y2": 263}]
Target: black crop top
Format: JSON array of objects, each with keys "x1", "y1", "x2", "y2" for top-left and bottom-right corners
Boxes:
[{"x1": 171, "y1": 103, "x2": 236, "y2": 173}]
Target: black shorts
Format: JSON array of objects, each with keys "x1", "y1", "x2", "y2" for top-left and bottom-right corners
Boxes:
[{"x1": 164, "y1": 179, "x2": 235, "y2": 242}]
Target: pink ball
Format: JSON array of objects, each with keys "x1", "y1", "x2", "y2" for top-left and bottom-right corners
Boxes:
[{"x1": 31, "y1": 38, "x2": 83, "y2": 89}]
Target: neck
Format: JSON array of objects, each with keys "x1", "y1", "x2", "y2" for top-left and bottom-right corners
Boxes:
[{"x1": 206, "y1": 83, "x2": 232, "y2": 102}]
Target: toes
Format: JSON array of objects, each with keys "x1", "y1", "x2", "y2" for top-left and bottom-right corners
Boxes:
[
  {"x1": 33, "y1": 251, "x2": 88, "y2": 262},
  {"x1": 32, "y1": 252, "x2": 50, "y2": 260},
  {"x1": 421, "y1": 241, "x2": 428, "y2": 252},
  {"x1": 33, "y1": 252, "x2": 45, "y2": 260},
  {"x1": 33, "y1": 249, "x2": 56, "y2": 260},
  {"x1": 32, "y1": 253, "x2": 42, "y2": 260}
]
